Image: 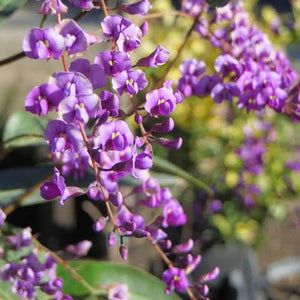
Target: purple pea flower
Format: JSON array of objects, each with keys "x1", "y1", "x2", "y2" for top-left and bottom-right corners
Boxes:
[
  {"x1": 58, "y1": 19, "x2": 88, "y2": 56},
  {"x1": 44, "y1": 119, "x2": 83, "y2": 153},
  {"x1": 196, "y1": 74, "x2": 222, "y2": 96},
  {"x1": 145, "y1": 86, "x2": 177, "y2": 117},
  {"x1": 94, "y1": 120, "x2": 133, "y2": 151},
  {"x1": 163, "y1": 267, "x2": 189, "y2": 294},
  {"x1": 25, "y1": 83, "x2": 62, "y2": 116},
  {"x1": 70, "y1": 58, "x2": 106, "y2": 90},
  {"x1": 6, "y1": 227, "x2": 32, "y2": 250},
  {"x1": 214, "y1": 54, "x2": 242, "y2": 78},
  {"x1": 99, "y1": 91, "x2": 119, "y2": 117},
  {"x1": 12, "y1": 280, "x2": 35, "y2": 300},
  {"x1": 162, "y1": 199, "x2": 187, "y2": 227},
  {"x1": 101, "y1": 15, "x2": 142, "y2": 52},
  {"x1": 40, "y1": 0, "x2": 68, "y2": 15},
  {"x1": 94, "y1": 50, "x2": 132, "y2": 76},
  {"x1": 23, "y1": 27, "x2": 65, "y2": 60},
  {"x1": 50, "y1": 71, "x2": 94, "y2": 97},
  {"x1": 58, "y1": 93, "x2": 101, "y2": 123},
  {"x1": 68, "y1": 0, "x2": 94, "y2": 10},
  {"x1": 112, "y1": 69, "x2": 148, "y2": 95},
  {"x1": 137, "y1": 45, "x2": 169, "y2": 68},
  {"x1": 120, "y1": 0, "x2": 152, "y2": 15},
  {"x1": 40, "y1": 167, "x2": 83, "y2": 205},
  {"x1": 211, "y1": 82, "x2": 241, "y2": 103}
]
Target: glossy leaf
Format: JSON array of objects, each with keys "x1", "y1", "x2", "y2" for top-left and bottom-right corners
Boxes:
[
  {"x1": 153, "y1": 156, "x2": 213, "y2": 196},
  {"x1": 2, "y1": 111, "x2": 47, "y2": 148},
  {"x1": 0, "y1": 0, "x2": 27, "y2": 24},
  {"x1": 57, "y1": 261, "x2": 182, "y2": 300}
]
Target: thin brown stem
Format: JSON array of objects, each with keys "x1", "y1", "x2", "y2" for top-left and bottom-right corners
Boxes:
[
  {"x1": 0, "y1": 52, "x2": 26, "y2": 67},
  {"x1": 143, "y1": 10, "x2": 193, "y2": 20},
  {"x1": 99, "y1": 0, "x2": 109, "y2": 17},
  {"x1": 3, "y1": 174, "x2": 52, "y2": 215},
  {"x1": 154, "y1": 5, "x2": 207, "y2": 89},
  {"x1": 33, "y1": 239, "x2": 99, "y2": 295}
]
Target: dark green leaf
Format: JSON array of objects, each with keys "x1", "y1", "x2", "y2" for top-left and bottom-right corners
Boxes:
[
  {"x1": 0, "y1": 0, "x2": 27, "y2": 24},
  {"x1": 57, "y1": 261, "x2": 182, "y2": 300},
  {"x1": 153, "y1": 156, "x2": 213, "y2": 196},
  {"x1": 205, "y1": 0, "x2": 229, "y2": 7},
  {"x1": 2, "y1": 111, "x2": 47, "y2": 148}
]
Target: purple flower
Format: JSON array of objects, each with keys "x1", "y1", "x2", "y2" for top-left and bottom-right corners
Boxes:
[
  {"x1": 99, "y1": 91, "x2": 119, "y2": 117},
  {"x1": 44, "y1": 120, "x2": 83, "y2": 153},
  {"x1": 58, "y1": 19, "x2": 88, "y2": 56},
  {"x1": 94, "y1": 120, "x2": 133, "y2": 151},
  {"x1": 12, "y1": 280, "x2": 35, "y2": 300},
  {"x1": 112, "y1": 69, "x2": 148, "y2": 95},
  {"x1": 40, "y1": 0, "x2": 68, "y2": 15},
  {"x1": 101, "y1": 15, "x2": 142, "y2": 52},
  {"x1": 162, "y1": 199, "x2": 187, "y2": 227},
  {"x1": 145, "y1": 86, "x2": 177, "y2": 117},
  {"x1": 68, "y1": 0, "x2": 94, "y2": 10},
  {"x1": 182, "y1": 0, "x2": 207, "y2": 17},
  {"x1": 94, "y1": 50, "x2": 131, "y2": 77},
  {"x1": 6, "y1": 227, "x2": 32, "y2": 250},
  {"x1": 25, "y1": 83, "x2": 63, "y2": 116},
  {"x1": 70, "y1": 58, "x2": 106, "y2": 90},
  {"x1": 163, "y1": 267, "x2": 189, "y2": 294},
  {"x1": 211, "y1": 82, "x2": 240, "y2": 103},
  {"x1": 23, "y1": 27, "x2": 65, "y2": 60},
  {"x1": 214, "y1": 54, "x2": 242, "y2": 78},
  {"x1": 50, "y1": 71, "x2": 93, "y2": 97},
  {"x1": 120, "y1": 0, "x2": 152, "y2": 15},
  {"x1": 119, "y1": 245, "x2": 128, "y2": 260},
  {"x1": 137, "y1": 45, "x2": 169, "y2": 68},
  {"x1": 58, "y1": 93, "x2": 101, "y2": 123},
  {"x1": 40, "y1": 167, "x2": 83, "y2": 205},
  {"x1": 93, "y1": 217, "x2": 108, "y2": 232},
  {"x1": 196, "y1": 74, "x2": 222, "y2": 96}
]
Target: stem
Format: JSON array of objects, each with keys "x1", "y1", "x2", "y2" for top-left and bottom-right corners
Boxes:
[
  {"x1": 0, "y1": 52, "x2": 25, "y2": 67},
  {"x1": 33, "y1": 239, "x2": 99, "y2": 295},
  {"x1": 147, "y1": 236, "x2": 172, "y2": 268},
  {"x1": 143, "y1": 11, "x2": 193, "y2": 20},
  {"x1": 3, "y1": 174, "x2": 52, "y2": 215},
  {"x1": 154, "y1": 5, "x2": 207, "y2": 89},
  {"x1": 99, "y1": 0, "x2": 109, "y2": 17}
]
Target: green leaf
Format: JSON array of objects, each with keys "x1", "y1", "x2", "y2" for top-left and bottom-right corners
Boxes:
[
  {"x1": 153, "y1": 156, "x2": 213, "y2": 196},
  {"x1": 205, "y1": 0, "x2": 229, "y2": 7},
  {"x1": 2, "y1": 111, "x2": 47, "y2": 148},
  {"x1": 0, "y1": 0, "x2": 27, "y2": 24},
  {"x1": 57, "y1": 261, "x2": 182, "y2": 300}
]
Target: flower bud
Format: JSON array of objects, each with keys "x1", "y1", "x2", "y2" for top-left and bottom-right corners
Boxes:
[
  {"x1": 140, "y1": 21, "x2": 148, "y2": 36},
  {"x1": 93, "y1": 217, "x2": 107, "y2": 232},
  {"x1": 119, "y1": 245, "x2": 128, "y2": 260},
  {"x1": 123, "y1": 221, "x2": 136, "y2": 232},
  {"x1": 154, "y1": 137, "x2": 183, "y2": 150},
  {"x1": 120, "y1": 0, "x2": 152, "y2": 15},
  {"x1": 137, "y1": 45, "x2": 169, "y2": 68},
  {"x1": 134, "y1": 114, "x2": 143, "y2": 124},
  {"x1": 151, "y1": 118, "x2": 174, "y2": 133},
  {"x1": 109, "y1": 192, "x2": 123, "y2": 207},
  {"x1": 172, "y1": 239, "x2": 194, "y2": 254},
  {"x1": 108, "y1": 232, "x2": 117, "y2": 247},
  {"x1": 132, "y1": 229, "x2": 149, "y2": 238}
]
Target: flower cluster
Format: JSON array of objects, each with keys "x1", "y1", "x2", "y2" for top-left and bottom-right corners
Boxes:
[
  {"x1": 179, "y1": 1, "x2": 298, "y2": 115},
  {"x1": 235, "y1": 122, "x2": 275, "y2": 209},
  {"x1": 0, "y1": 209, "x2": 70, "y2": 300},
  {"x1": 22, "y1": 1, "x2": 218, "y2": 299}
]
